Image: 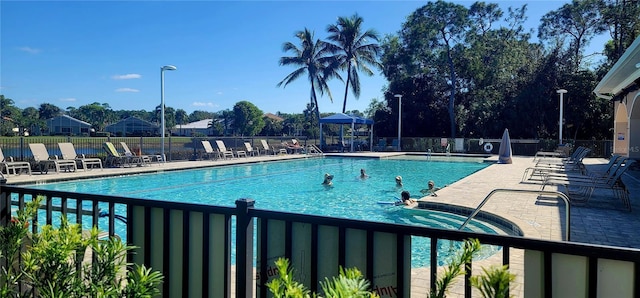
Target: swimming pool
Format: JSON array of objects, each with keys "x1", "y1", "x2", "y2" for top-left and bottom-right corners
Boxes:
[{"x1": 26, "y1": 157, "x2": 499, "y2": 267}]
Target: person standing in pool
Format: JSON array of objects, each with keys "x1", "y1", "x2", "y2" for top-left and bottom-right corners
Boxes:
[
  {"x1": 395, "y1": 176, "x2": 403, "y2": 188},
  {"x1": 360, "y1": 169, "x2": 369, "y2": 179},
  {"x1": 420, "y1": 180, "x2": 443, "y2": 197},
  {"x1": 322, "y1": 173, "x2": 334, "y2": 186}
]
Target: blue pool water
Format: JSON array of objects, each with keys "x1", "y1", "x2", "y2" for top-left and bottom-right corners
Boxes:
[{"x1": 26, "y1": 157, "x2": 499, "y2": 267}]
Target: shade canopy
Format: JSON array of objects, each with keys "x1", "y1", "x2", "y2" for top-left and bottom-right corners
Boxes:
[
  {"x1": 319, "y1": 113, "x2": 374, "y2": 152},
  {"x1": 319, "y1": 113, "x2": 374, "y2": 125}
]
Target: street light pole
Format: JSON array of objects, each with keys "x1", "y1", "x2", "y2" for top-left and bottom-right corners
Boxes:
[
  {"x1": 394, "y1": 94, "x2": 403, "y2": 151},
  {"x1": 557, "y1": 89, "x2": 567, "y2": 145},
  {"x1": 160, "y1": 65, "x2": 177, "y2": 162}
]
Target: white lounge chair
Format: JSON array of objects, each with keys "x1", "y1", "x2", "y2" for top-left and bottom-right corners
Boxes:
[
  {"x1": 0, "y1": 147, "x2": 31, "y2": 175},
  {"x1": 215, "y1": 140, "x2": 235, "y2": 159},
  {"x1": 120, "y1": 142, "x2": 152, "y2": 166},
  {"x1": 58, "y1": 142, "x2": 102, "y2": 171},
  {"x1": 201, "y1": 140, "x2": 221, "y2": 160},
  {"x1": 244, "y1": 142, "x2": 258, "y2": 156},
  {"x1": 103, "y1": 142, "x2": 138, "y2": 167},
  {"x1": 259, "y1": 139, "x2": 275, "y2": 155},
  {"x1": 29, "y1": 143, "x2": 77, "y2": 174}
]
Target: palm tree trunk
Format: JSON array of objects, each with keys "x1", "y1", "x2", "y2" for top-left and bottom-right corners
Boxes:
[
  {"x1": 342, "y1": 65, "x2": 351, "y2": 113},
  {"x1": 311, "y1": 85, "x2": 321, "y2": 121}
]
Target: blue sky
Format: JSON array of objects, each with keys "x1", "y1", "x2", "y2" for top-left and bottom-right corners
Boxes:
[{"x1": 1, "y1": 0, "x2": 608, "y2": 116}]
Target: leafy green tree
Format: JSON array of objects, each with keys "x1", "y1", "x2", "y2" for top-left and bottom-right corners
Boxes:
[
  {"x1": 189, "y1": 110, "x2": 216, "y2": 122},
  {"x1": 174, "y1": 109, "x2": 189, "y2": 136},
  {"x1": 407, "y1": 0, "x2": 470, "y2": 138},
  {"x1": 0, "y1": 95, "x2": 22, "y2": 136},
  {"x1": 600, "y1": 0, "x2": 640, "y2": 67},
  {"x1": 75, "y1": 102, "x2": 112, "y2": 132},
  {"x1": 38, "y1": 103, "x2": 63, "y2": 120},
  {"x1": 326, "y1": 13, "x2": 382, "y2": 113},
  {"x1": 218, "y1": 109, "x2": 234, "y2": 136},
  {"x1": 207, "y1": 119, "x2": 224, "y2": 136},
  {"x1": 21, "y1": 107, "x2": 42, "y2": 136},
  {"x1": 363, "y1": 98, "x2": 387, "y2": 119},
  {"x1": 538, "y1": 0, "x2": 607, "y2": 71},
  {"x1": 260, "y1": 117, "x2": 283, "y2": 136},
  {"x1": 278, "y1": 28, "x2": 341, "y2": 122},
  {"x1": 233, "y1": 101, "x2": 265, "y2": 136}
]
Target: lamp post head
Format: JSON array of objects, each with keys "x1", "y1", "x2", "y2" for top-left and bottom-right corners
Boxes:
[
  {"x1": 394, "y1": 94, "x2": 402, "y2": 98},
  {"x1": 162, "y1": 65, "x2": 177, "y2": 71},
  {"x1": 557, "y1": 89, "x2": 567, "y2": 94}
]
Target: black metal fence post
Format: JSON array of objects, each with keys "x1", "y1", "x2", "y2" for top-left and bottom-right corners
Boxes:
[
  {"x1": 0, "y1": 177, "x2": 7, "y2": 226},
  {"x1": 235, "y1": 199, "x2": 255, "y2": 298}
]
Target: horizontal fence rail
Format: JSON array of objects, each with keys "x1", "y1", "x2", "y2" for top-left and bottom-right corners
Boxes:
[
  {"x1": 0, "y1": 137, "x2": 613, "y2": 164},
  {"x1": 1, "y1": 185, "x2": 639, "y2": 297}
]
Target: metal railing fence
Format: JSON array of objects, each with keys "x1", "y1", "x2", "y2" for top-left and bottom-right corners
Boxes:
[{"x1": 1, "y1": 185, "x2": 638, "y2": 297}]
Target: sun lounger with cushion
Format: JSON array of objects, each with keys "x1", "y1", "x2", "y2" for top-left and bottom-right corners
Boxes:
[{"x1": 103, "y1": 142, "x2": 138, "y2": 167}]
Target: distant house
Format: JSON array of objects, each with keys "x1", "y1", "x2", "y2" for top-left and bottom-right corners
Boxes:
[
  {"x1": 264, "y1": 113, "x2": 284, "y2": 122},
  {"x1": 173, "y1": 119, "x2": 213, "y2": 136},
  {"x1": 105, "y1": 117, "x2": 159, "y2": 137},
  {"x1": 593, "y1": 36, "x2": 640, "y2": 158},
  {"x1": 46, "y1": 115, "x2": 92, "y2": 136}
]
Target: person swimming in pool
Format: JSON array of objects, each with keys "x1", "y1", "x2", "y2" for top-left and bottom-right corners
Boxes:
[
  {"x1": 395, "y1": 176, "x2": 403, "y2": 187},
  {"x1": 420, "y1": 180, "x2": 442, "y2": 197},
  {"x1": 322, "y1": 173, "x2": 334, "y2": 186},
  {"x1": 399, "y1": 190, "x2": 417, "y2": 205},
  {"x1": 360, "y1": 168, "x2": 369, "y2": 179}
]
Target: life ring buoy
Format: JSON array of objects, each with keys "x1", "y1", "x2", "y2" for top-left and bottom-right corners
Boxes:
[{"x1": 483, "y1": 142, "x2": 493, "y2": 152}]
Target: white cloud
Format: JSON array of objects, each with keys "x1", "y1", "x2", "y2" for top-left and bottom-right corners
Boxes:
[
  {"x1": 111, "y1": 74, "x2": 141, "y2": 80},
  {"x1": 115, "y1": 88, "x2": 139, "y2": 93},
  {"x1": 59, "y1": 98, "x2": 77, "y2": 102},
  {"x1": 216, "y1": 91, "x2": 223, "y2": 95},
  {"x1": 18, "y1": 46, "x2": 41, "y2": 54},
  {"x1": 192, "y1": 102, "x2": 219, "y2": 108}
]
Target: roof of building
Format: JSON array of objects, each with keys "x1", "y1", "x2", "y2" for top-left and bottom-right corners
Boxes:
[
  {"x1": 105, "y1": 116, "x2": 158, "y2": 128},
  {"x1": 47, "y1": 114, "x2": 91, "y2": 126},
  {"x1": 594, "y1": 35, "x2": 640, "y2": 99},
  {"x1": 264, "y1": 113, "x2": 284, "y2": 122},
  {"x1": 175, "y1": 119, "x2": 214, "y2": 129}
]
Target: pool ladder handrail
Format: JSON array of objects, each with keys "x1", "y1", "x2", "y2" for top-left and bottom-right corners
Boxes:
[
  {"x1": 306, "y1": 144, "x2": 323, "y2": 155},
  {"x1": 458, "y1": 188, "x2": 571, "y2": 241}
]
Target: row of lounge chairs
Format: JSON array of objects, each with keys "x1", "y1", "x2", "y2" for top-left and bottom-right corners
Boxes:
[
  {"x1": 522, "y1": 146, "x2": 635, "y2": 211},
  {"x1": 0, "y1": 139, "x2": 319, "y2": 175},
  {"x1": 0, "y1": 141, "x2": 156, "y2": 175},
  {"x1": 200, "y1": 139, "x2": 290, "y2": 160}
]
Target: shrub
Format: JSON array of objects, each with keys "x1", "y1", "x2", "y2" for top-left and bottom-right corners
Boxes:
[
  {"x1": 267, "y1": 238, "x2": 516, "y2": 298},
  {"x1": 0, "y1": 196, "x2": 163, "y2": 297},
  {"x1": 267, "y1": 257, "x2": 379, "y2": 298}
]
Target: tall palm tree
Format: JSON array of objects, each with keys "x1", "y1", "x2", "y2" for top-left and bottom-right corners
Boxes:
[
  {"x1": 278, "y1": 28, "x2": 341, "y2": 121},
  {"x1": 326, "y1": 14, "x2": 382, "y2": 113}
]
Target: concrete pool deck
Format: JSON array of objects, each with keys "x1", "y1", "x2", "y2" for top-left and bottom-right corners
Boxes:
[{"x1": 4, "y1": 152, "x2": 639, "y2": 297}]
